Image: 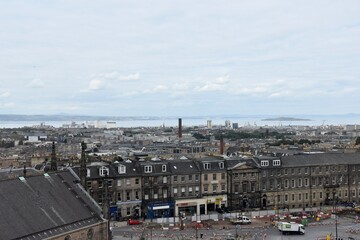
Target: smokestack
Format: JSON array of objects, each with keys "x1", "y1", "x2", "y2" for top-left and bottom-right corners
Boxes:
[
  {"x1": 178, "y1": 118, "x2": 182, "y2": 138},
  {"x1": 220, "y1": 135, "x2": 224, "y2": 155}
]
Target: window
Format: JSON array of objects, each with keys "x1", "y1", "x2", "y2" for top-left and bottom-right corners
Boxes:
[
  {"x1": 163, "y1": 176, "x2": 167, "y2": 183},
  {"x1": 204, "y1": 163, "x2": 210, "y2": 169},
  {"x1": 212, "y1": 184, "x2": 218, "y2": 193},
  {"x1": 163, "y1": 189, "x2": 168, "y2": 198},
  {"x1": 219, "y1": 162, "x2": 224, "y2": 169},
  {"x1": 135, "y1": 191, "x2": 139, "y2": 200},
  {"x1": 234, "y1": 184, "x2": 239, "y2": 193},
  {"x1": 98, "y1": 181, "x2": 103, "y2": 188},
  {"x1": 304, "y1": 167, "x2": 308, "y2": 174},
  {"x1": 204, "y1": 185, "x2": 208, "y2": 192},
  {"x1": 127, "y1": 207, "x2": 131, "y2": 216},
  {"x1": 181, "y1": 176, "x2": 185, "y2": 182},
  {"x1": 99, "y1": 166, "x2": 109, "y2": 177},
  {"x1": 135, "y1": 178, "x2": 139, "y2": 184},
  {"x1": 154, "y1": 189, "x2": 158, "y2": 199},
  {"x1": 118, "y1": 165, "x2": 126, "y2": 174},
  {"x1": 305, "y1": 178, "x2": 309, "y2": 186},
  {"x1": 126, "y1": 179, "x2": 130, "y2": 185},
  {"x1": 162, "y1": 164, "x2": 167, "y2": 172},
  {"x1": 298, "y1": 179, "x2": 302, "y2": 187},
  {"x1": 204, "y1": 174, "x2": 208, "y2": 181},
  {"x1": 174, "y1": 176, "x2": 178, "y2": 182},
  {"x1": 195, "y1": 175, "x2": 199, "y2": 181},
  {"x1": 251, "y1": 182, "x2": 255, "y2": 192},
  {"x1": 285, "y1": 194, "x2": 288, "y2": 202},
  {"x1": 117, "y1": 192, "x2": 122, "y2": 201},
  {"x1": 189, "y1": 187, "x2": 193, "y2": 194},
  {"x1": 283, "y1": 180, "x2": 288, "y2": 188},
  {"x1": 181, "y1": 187, "x2": 186, "y2": 193},
  {"x1": 144, "y1": 165, "x2": 152, "y2": 173},
  {"x1": 319, "y1": 192, "x2": 323, "y2": 199},
  {"x1": 222, "y1": 184, "x2": 226, "y2": 192},
  {"x1": 273, "y1": 160, "x2": 281, "y2": 166},
  {"x1": 117, "y1": 180, "x2": 122, "y2": 187},
  {"x1": 221, "y1": 173, "x2": 225, "y2": 180},
  {"x1": 126, "y1": 191, "x2": 131, "y2": 201},
  {"x1": 298, "y1": 194, "x2": 302, "y2": 201},
  {"x1": 284, "y1": 169, "x2": 288, "y2": 175},
  {"x1": 195, "y1": 186, "x2": 199, "y2": 193},
  {"x1": 213, "y1": 174, "x2": 217, "y2": 180},
  {"x1": 261, "y1": 161, "x2": 269, "y2": 167},
  {"x1": 173, "y1": 188, "x2": 178, "y2": 194},
  {"x1": 189, "y1": 175, "x2": 193, "y2": 181},
  {"x1": 86, "y1": 168, "x2": 91, "y2": 177},
  {"x1": 291, "y1": 179, "x2": 295, "y2": 188},
  {"x1": 87, "y1": 181, "x2": 92, "y2": 189},
  {"x1": 292, "y1": 194, "x2": 295, "y2": 201}
]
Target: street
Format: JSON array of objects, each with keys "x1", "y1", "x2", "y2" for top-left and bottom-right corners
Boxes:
[{"x1": 111, "y1": 216, "x2": 360, "y2": 240}]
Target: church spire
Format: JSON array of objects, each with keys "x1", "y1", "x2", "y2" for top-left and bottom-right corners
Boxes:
[{"x1": 50, "y1": 141, "x2": 57, "y2": 172}]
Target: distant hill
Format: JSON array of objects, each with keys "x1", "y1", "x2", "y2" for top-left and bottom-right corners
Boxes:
[{"x1": 262, "y1": 117, "x2": 311, "y2": 121}]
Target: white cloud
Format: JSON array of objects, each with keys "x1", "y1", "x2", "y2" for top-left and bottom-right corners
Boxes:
[
  {"x1": 195, "y1": 74, "x2": 230, "y2": 92},
  {"x1": 28, "y1": 79, "x2": 45, "y2": 88},
  {"x1": 0, "y1": 91, "x2": 11, "y2": 97},
  {"x1": 93, "y1": 72, "x2": 140, "y2": 81},
  {"x1": 0, "y1": 102, "x2": 14, "y2": 108},
  {"x1": 87, "y1": 79, "x2": 105, "y2": 91},
  {"x1": 117, "y1": 73, "x2": 140, "y2": 81}
]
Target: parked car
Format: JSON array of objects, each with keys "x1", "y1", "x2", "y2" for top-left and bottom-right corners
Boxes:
[{"x1": 127, "y1": 219, "x2": 141, "y2": 225}]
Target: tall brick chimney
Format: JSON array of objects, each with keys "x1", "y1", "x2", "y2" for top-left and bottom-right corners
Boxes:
[
  {"x1": 220, "y1": 135, "x2": 224, "y2": 155},
  {"x1": 178, "y1": 118, "x2": 182, "y2": 138}
]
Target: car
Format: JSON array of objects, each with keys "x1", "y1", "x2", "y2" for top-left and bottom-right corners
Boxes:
[{"x1": 127, "y1": 219, "x2": 141, "y2": 225}]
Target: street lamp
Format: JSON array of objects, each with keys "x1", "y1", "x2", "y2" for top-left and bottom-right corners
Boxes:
[{"x1": 235, "y1": 224, "x2": 240, "y2": 239}]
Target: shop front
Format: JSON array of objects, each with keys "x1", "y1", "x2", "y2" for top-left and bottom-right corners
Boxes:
[{"x1": 146, "y1": 201, "x2": 175, "y2": 219}]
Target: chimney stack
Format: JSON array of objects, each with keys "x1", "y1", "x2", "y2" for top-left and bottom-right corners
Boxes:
[
  {"x1": 220, "y1": 135, "x2": 224, "y2": 155},
  {"x1": 178, "y1": 118, "x2": 182, "y2": 138}
]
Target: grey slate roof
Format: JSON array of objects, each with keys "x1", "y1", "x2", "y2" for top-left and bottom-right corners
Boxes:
[
  {"x1": 0, "y1": 170, "x2": 104, "y2": 240},
  {"x1": 168, "y1": 160, "x2": 200, "y2": 174},
  {"x1": 281, "y1": 153, "x2": 360, "y2": 167}
]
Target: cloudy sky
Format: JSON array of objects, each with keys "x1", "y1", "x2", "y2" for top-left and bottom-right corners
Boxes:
[{"x1": 0, "y1": 0, "x2": 359, "y2": 117}]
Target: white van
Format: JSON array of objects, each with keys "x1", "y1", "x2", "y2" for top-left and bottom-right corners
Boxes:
[{"x1": 230, "y1": 216, "x2": 252, "y2": 224}]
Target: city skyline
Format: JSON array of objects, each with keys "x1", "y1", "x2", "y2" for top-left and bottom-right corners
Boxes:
[{"x1": 1, "y1": 0, "x2": 359, "y2": 117}]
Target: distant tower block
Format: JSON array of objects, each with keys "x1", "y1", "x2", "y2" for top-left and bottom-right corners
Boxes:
[
  {"x1": 207, "y1": 120, "x2": 212, "y2": 128},
  {"x1": 178, "y1": 118, "x2": 182, "y2": 138},
  {"x1": 225, "y1": 120, "x2": 231, "y2": 128},
  {"x1": 232, "y1": 123, "x2": 239, "y2": 129}
]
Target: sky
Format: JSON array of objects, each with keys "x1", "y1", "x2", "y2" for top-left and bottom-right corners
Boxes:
[{"x1": 0, "y1": 0, "x2": 360, "y2": 117}]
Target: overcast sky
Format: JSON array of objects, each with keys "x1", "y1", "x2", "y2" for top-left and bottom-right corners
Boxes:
[{"x1": 0, "y1": 0, "x2": 359, "y2": 117}]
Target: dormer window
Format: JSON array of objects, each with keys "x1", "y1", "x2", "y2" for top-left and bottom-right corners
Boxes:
[
  {"x1": 162, "y1": 164, "x2": 167, "y2": 172},
  {"x1": 261, "y1": 160, "x2": 269, "y2": 167},
  {"x1": 99, "y1": 166, "x2": 109, "y2": 177},
  {"x1": 204, "y1": 163, "x2": 210, "y2": 170},
  {"x1": 118, "y1": 165, "x2": 126, "y2": 174},
  {"x1": 219, "y1": 162, "x2": 224, "y2": 169},
  {"x1": 86, "y1": 168, "x2": 91, "y2": 177},
  {"x1": 273, "y1": 160, "x2": 281, "y2": 166},
  {"x1": 145, "y1": 165, "x2": 152, "y2": 173}
]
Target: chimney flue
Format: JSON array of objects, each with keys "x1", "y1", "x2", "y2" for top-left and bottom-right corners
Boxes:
[
  {"x1": 220, "y1": 135, "x2": 224, "y2": 155},
  {"x1": 178, "y1": 118, "x2": 182, "y2": 138}
]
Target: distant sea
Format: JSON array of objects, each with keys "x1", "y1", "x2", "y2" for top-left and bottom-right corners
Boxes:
[{"x1": 0, "y1": 115, "x2": 359, "y2": 128}]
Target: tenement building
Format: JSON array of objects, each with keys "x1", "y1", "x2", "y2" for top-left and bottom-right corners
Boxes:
[
  {"x1": 72, "y1": 152, "x2": 360, "y2": 220},
  {"x1": 258, "y1": 153, "x2": 360, "y2": 211}
]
